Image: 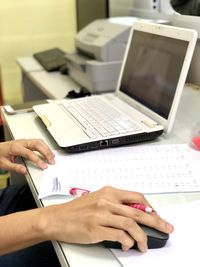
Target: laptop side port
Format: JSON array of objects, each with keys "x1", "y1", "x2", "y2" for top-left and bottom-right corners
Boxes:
[
  {"x1": 100, "y1": 140, "x2": 108, "y2": 147},
  {"x1": 111, "y1": 138, "x2": 119, "y2": 145},
  {"x1": 79, "y1": 144, "x2": 88, "y2": 151},
  {"x1": 89, "y1": 143, "x2": 99, "y2": 149}
]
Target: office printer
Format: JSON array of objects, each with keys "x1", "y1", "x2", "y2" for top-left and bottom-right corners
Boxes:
[
  {"x1": 65, "y1": 17, "x2": 166, "y2": 94},
  {"x1": 128, "y1": 0, "x2": 200, "y2": 86},
  {"x1": 65, "y1": 17, "x2": 132, "y2": 93}
]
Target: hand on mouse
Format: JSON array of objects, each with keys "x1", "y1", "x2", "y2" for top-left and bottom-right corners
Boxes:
[{"x1": 40, "y1": 186, "x2": 174, "y2": 253}]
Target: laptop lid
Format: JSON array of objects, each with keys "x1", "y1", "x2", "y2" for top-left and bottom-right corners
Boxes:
[{"x1": 115, "y1": 21, "x2": 197, "y2": 133}]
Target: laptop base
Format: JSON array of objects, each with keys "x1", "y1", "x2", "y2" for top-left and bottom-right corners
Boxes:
[{"x1": 63, "y1": 130, "x2": 163, "y2": 153}]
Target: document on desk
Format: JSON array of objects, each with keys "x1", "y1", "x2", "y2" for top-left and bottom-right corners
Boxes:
[
  {"x1": 111, "y1": 200, "x2": 200, "y2": 267},
  {"x1": 39, "y1": 144, "x2": 200, "y2": 199}
]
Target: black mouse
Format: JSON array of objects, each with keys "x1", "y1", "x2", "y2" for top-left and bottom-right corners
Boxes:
[{"x1": 103, "y1": 224, "x2": 169, "y2": 249}]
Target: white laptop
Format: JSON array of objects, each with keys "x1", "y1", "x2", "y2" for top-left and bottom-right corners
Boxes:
[{"x1": 33, "y1": 21, "x2": 197, "y2": 153}]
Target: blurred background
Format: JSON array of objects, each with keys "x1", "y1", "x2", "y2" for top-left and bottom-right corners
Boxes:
[{"x1": 0, "y1": 0, "x2": 76, "y2": 104}]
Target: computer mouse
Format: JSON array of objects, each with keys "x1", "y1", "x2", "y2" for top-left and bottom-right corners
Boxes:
[{"x1": 103, "y1": 224, "x2": 169, "y2": 249}]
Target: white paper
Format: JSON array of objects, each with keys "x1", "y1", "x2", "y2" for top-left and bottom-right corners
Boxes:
[
  {"x1": 39, "y1": 144, "x2": 200, "y2": 199},
  {"x1": 112, "y1": 200, "x2": 200, "y2": 267}
]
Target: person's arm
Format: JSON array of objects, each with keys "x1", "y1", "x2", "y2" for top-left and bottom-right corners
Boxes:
[
  {"x1": 0, "y1": 186, "x2": 174, "y2": 255},
  {"x1": 0, "y1": 139, "x2": 55, "y2": 174},
  {"x1": 0, "y1": 207, "x2": 47, "y2": 255}
]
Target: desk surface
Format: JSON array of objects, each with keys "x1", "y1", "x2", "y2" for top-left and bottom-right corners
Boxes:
[
  {"x1": 28, "y1": 71, "x2": 80, "y2": 99},
  {"x1": 17, "y1": 57, "x2": 81, "y2": 100},
  {"x1": 2, "y1": 85, "x2": 200, "y2": 267},
  {"x1": 16, "y1": 57, "x2": 44, "y2": 72}
]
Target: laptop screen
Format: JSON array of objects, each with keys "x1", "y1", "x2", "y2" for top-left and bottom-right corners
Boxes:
[{"x1": 119, "y1": 30, "x2": 189, "y2": 119}]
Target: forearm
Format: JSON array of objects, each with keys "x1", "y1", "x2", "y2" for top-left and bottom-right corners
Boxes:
[{"x1": 0, "y1": 207, "x2": 49, "y2": 255}]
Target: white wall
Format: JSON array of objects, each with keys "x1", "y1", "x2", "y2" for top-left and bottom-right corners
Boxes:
[
  {"x1": 0, "y1": 0, "x2": 76, "y2": 104},
  {"x1": 109, "y1": 0, "x2": 134, "y2": 17}
]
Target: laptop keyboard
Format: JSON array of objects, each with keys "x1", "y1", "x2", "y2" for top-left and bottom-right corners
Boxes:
[{"x1": 59, "y1": 98, "x2": 140, "y2": 138}]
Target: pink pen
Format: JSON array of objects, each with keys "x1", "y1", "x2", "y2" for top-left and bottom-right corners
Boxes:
[
  {"x1": 69, "y1": 187, "x2": 90, "y2": 197},
  {"x1": 128, "y1": 203, "x2": 155, "y2": 213},
  {"x1": 69, "y1": 188, "x2": 155, "y2": 214}
]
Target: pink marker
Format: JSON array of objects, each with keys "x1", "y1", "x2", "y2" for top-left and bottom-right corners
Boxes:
[
  {"x1": 69, "y1": 187, "x2": 90, "y2": 197},
  {"x1": 128, "y1": 203, "x2": 155, "y2": 213},
  {"x1": 69, "y1": 188, "x2": 155, "y2": 214}
]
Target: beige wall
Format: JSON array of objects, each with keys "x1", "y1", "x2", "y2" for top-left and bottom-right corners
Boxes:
[{"x1": 0, "y1": 0, "x2": 76, "y2": 104}]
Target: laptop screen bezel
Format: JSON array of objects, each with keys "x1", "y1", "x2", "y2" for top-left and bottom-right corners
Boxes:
[{"x1": 115, "y1": 21, "x2": 197, "y2": 133}]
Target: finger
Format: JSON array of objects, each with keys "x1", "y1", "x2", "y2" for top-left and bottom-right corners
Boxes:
[
  {"x1": 25, "y1": 139, "x2": 55, "y2": 165},
  {"x1": 101, "y1": 213, "x2": 148, "y2": 252},
  {"x1": 139, "y1": 212, "x2": 174, "y2": 234},
  {"x1": 119, "y1": 190, "x2": 151, "y2": 207},
  {"x1": 0, "y1": 158, "x2": 27, "y2": 174},
  {"x1": 119, "y1": 203, "x2": 174, "y2": 234},
  {"x1": 11, "y1": 144, "x2": 49, "y2": 170},
  {"x1": 103, "y1": 201, "x2": 174, "y2": 235},
  {"x1": 100, "y1": 186, "x2": 152, "y2": 208},
  {"x1": 98, "y1": 226, "x2": 135, "y2": 250},
  {"x1": 127, "y1": 207, "x2": 174, "y2": 234},
  {"x1": 89, "y1": 199, "x2": 148, "y2": 251}
]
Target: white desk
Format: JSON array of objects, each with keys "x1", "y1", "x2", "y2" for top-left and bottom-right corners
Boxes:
[
  {"x1": 16, "y1": 57, "x2": 81, "y2": 101},
  {"x1": 2, "y1": 85, "x2": 200, "y2": 267}
]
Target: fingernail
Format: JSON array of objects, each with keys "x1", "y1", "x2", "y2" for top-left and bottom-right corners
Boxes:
[
  {"x1": 122, "y1": 245, "x2": 130, "y2": 251},
  {"x1": 21, "y1": 167, "x2": 27, "y2": 174},
  {"x1": 41, "y1": 162, "x2": 48, "y2": 169},
  {"x1": 138, "y1": 242, "x2": 148, "y2": 253},
  {"x1": 49, "y1": 158, "x2": 56, "y2": 164}
]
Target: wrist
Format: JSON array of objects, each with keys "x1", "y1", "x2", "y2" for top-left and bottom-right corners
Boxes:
[
  {"x1": 38, "y1": 205, "x2": 61, "y2": 241},
  {"x1": 28, "y1": 207, "x2": 51, "y2": 242}
]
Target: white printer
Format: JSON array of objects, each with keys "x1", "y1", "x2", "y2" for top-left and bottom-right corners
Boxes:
[{"x1": 65, "y1": 17, "x2": 166, "y2": 93}]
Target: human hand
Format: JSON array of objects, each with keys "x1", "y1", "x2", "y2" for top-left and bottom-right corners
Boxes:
[
  {"x1": 0, "y1": 139, "x2": 55, "y2": 174},
  {"x1": 43, "y1": 186, "x2": 174, "y2": 252}
]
